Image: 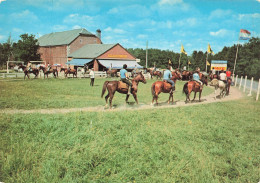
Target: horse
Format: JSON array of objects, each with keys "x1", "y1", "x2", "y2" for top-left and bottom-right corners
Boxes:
[
  {"x1": 147, "y1": 69, "x2": 162, "y2": 79},
  {"x1": 60, "y1": 68, "x2": 77, "y2": 78},
  {"x1": 181, "y1": 70, "x2": 193, "y2": 80},
  {"x1": 18, "y1": 65, "x2": 39, "y2": 80},
  {"x1": 226, "y1": 78, "x2": 232, "y2": 95},
  {"x1": 39, "y1": 66, "x2": 58, "y2": 78},
  {"x1": 101, "y1": 72, "x2": 147, "y2": 109},
  {"x1": 210, "y1": 79, "x2": 226, "y2": 99},
  {"x1": 182, "y1": 74, "x2": 208, "y2": 102},
  {"x1": 106, "y1": 69, "x2": 119, "y2": 77},
  {"x1": 151, "y1": 70, "x2": 182, "y2": 105}
]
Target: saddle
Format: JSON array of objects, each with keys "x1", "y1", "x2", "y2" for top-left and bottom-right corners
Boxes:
[
  {"x1": 194, "y1": 81, "x2": 202, "y2": 89},
  {"x1": 118, "y1": 81, "x2": 129, "y2": 90}
]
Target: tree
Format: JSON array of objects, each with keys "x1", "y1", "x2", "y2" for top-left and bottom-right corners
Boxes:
[{"x1": 13, "y1": 34, "x2": 41, "y2": 64}]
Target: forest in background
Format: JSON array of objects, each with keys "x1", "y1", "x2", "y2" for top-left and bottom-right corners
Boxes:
[
  {"x1": 0, "y1": 34, "x2": 259, "y2": 79},
  {"x1": 127, "y1": 37, "x2": 260, "y2": 80}
]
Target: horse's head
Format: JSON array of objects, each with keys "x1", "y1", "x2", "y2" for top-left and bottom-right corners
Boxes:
[
  {"x1": 60, "y1": 68, "x2": 66, "y2": 72},
  {"x1": 172, "y1": 71, "x2": 182, "y2": 80},
  {"x1": 201, "y1": 75, "x2": 208, "y2": 86},
  {"x1": 135, "y1": 72, "x2": 147, "y2": 84}
]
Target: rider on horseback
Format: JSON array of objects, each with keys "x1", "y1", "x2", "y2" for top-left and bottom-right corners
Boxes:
[
  {"x1": 163, "y1": 65, "x2": 175, "y2": 92},
  {"x1": 226, "y1": 68, "x2": 231, "y2": 81},
  {"x1": 219, "y1": 70, "x2": 227, "y2": 85},
  {"x1": 47, "y1": 64, "x2": 51, "y2": 71},
  {"x1": 27, "y1": 61, "x2": 32, "y2": 71},
  {"x1": 120, "y1": 64, "x2": 132, "y2": 95},
  {"x1": 193, "y1": 68, "x2": 203, "y2": 89}
]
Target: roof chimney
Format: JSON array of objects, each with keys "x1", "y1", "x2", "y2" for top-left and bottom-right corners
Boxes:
[{"x1": 96, "y1": 29, "x2": 101, "y2": 40}]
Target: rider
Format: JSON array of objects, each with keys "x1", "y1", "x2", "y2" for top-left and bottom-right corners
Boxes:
[
  {"x1": 152, "y1": 64, "x2": 156, "y2": 75},
  {"x1": 47, "y1": 64, "x2": 51, "y2": 71},
  {"x1": 68, "y1": 64, "x2": 71, "y2": 72},
  {"x1": 226, "y1": 68, "x2": 232, "y2": 81},
  {"x1": 27, "y1": 61, "x2": 32, "y2": 71},
  {"x1": 193, "y1": 68, "x2": 203, "y2": 89},
  {"x1": 163, "y1": 65, "x2": 175, "y2": 92},
  {"x1": 219, "y1": 70, "x2": 227, "y2": 85},
  {"x1": 120, "y1": 64, "x2": 132, "y2": 95}
]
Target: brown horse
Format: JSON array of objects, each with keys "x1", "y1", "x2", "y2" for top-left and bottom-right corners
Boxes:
[
  {"x1": 101, "y1": 72, "x2": 147, "y2": 109},
  {"x1": 106, "y1": 69, "x2": 119, "y2": 77},
  {"x1": 147, "y1": 69, "x2": 162, "y2": 79},
  {"x1": 151, "y1": 71, "x2": 182, "y2": 105},
  {"x1": 226, "y1": 78, "x2": 232, "y2": 95},
  {"x1": 60, "y1": 68, "x2": 77, "y2": 78},
  {"x1": 181, "y1": 70, "x2": 193, "y2": 80},
  {"x1": 183, "y1": 74, "x2": 208, "y2": 102},
  {"x1": 18, "y1": 65, "x2": 39, "y2": 80},
  {"x1": 39, "y1": 66, "x2": 58, "y2": 78}
]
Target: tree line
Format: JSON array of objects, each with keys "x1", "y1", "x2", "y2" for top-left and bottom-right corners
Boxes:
[
  {"x1": 0, "y1": 33, "x2": 259, "y2": 79},
  {"x1": 127, "y1": 37, "x2": 260, "y2": 80}
]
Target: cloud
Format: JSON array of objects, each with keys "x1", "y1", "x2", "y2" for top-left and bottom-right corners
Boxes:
[
  {"x1": 210, "y1": 29, "x2": 230, "y2": 37},
  {"x1": 238, "y1": 13, "x2": 260, "y2": 20},
  {"x1": 53, "y1": 25, "x2": 68, "y2": 32},
  {"x1": 158, "y1": 0, "x2": 183, "y2": 6},
  {"x1": 72, "y1": 25, "x2": 82, "y2": 29},
  {"x1": 104, "y1": 27, "x2": 126, "y2": 34},
  {"x1": 10, "y1": 10, "x2": 38, "y2": 22},
  {"x1": 0, "y1": 0, "x2": 6, "y2": 4},
  {"x1": 0, "y1": 34, "x2": 5, "y2": 41},
  {"x1": 209, "y1": 9, "x2": 233, "y2": 19},
  {"x1": 137, "y1": 34, "x2": 148, "y2": 39},
  {"x1": 257, "y1": 0, "x2": 260, "y2": 3}
]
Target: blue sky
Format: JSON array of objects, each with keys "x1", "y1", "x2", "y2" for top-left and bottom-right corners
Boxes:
[{"x1": 0, "y1": 0, "x2": 259, "y2": 55}]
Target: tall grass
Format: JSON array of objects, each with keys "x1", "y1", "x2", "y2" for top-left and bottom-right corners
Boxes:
[
  {"x1": 0, "y1": 78, "x2": 213, "y2": 109},
  {"x1": 1, "y1": 97, "x2": 259, "y2": 182}
]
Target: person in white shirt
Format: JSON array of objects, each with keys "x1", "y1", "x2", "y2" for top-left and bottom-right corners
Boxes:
[
  {"x1": 89, "y1": 69, "x2": 95, "y2": 86},
  {"x1": 219, "y1": 70, "x2": 227, "y2": 84}
]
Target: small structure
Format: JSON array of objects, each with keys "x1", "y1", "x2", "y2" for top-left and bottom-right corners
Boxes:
[{"x1": 211, "y1": 60, "x2": 227, "y2": 71}]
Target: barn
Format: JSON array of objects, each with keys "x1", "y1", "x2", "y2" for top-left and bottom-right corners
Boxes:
[{"x1": 38, "y1": 28, "x2": 142, "y2": 71}]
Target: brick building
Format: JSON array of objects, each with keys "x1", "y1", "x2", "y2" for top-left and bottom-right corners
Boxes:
[
  {"x1": 38, "y1": 28, "x2": 142, "y2": 71},
  {"x1": 38, "y1": 28, "x2": 102, "y2": 66}
]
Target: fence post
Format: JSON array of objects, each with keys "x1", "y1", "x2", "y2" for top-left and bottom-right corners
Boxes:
[
  {"x1": 243, "y1": 75, "x2": 247, "y2": 92},
  {"x1": 247, "y1": 77, "x2": 254, "y2": 96},
  {"x1": 239, "y1": 76, "x2": 243, "y2": 90},
  {"x1": 235, "y1": 75, "x2": 238, "y2": 87},
  {"x1": 256, "y1": 79, "x2": 260, "y2": 101}
]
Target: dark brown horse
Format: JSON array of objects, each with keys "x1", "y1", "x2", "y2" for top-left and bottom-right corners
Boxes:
[
  {"x1": 18, "y1": 65, "x2": 39, "y2": 80},
  {"x1": 226, "y1": 78, "x2": 232, "y2": 95},
  {"x1": 106, "y1": 69, "x2": 119, "y2": 77},
  {"x1": 151, "y1": 71, "x2": 182, "y2": 105},
  {"x1": 181, "y1": 70, "x2": 193, "y2": 80},
  {"x1": 183, "y1": 74, "x2": 208, "y2": 102},
  {"x1": 39, "y1": 66, "x2": 58, "y2": 78},
  {"x1": 101, "y1": 72, "x2": 147, "y2": 109},
  {"x1": 60, "y1": 68, "x2": 77, "y2": 78},
  {"x1": 147, "y1": 69, "x2": 162, "y2": 79}
]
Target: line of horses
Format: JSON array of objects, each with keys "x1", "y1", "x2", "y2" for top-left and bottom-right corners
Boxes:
[{"x1": 100, "y1": 70, "x2": 225, "y2": 109}]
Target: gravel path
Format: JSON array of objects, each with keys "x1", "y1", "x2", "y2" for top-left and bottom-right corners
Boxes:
[{"x1": 1, "y1": 86, "x2": 244, "y2": 114}]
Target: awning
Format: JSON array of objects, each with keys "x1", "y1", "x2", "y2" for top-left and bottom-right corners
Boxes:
[
  {"x1": 211, "y1": 60, "x2": 227, "y2": 64},
  {"x1": 98, "y1": 59, "x2": 143, "y2": 69},
  {"x1": 66, "y1": 59, "x2": 93, "y2": 66}
]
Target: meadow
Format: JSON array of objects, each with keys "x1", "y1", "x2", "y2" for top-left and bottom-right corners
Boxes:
[{"x1": 0, "y1": 77, "x2": 259, "y2": 182}]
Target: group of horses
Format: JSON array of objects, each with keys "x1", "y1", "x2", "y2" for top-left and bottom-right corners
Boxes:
[
  {"x1": 17, "y1": 65, "x2": 78, "y2": 79},
  {"x1": 101, "y1": 70, "x2": 215, "y2": 109}
]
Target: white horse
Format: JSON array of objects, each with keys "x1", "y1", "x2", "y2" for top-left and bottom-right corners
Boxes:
[{"x1": 210, "y1": 79, "x2": 226, "y2": 99}]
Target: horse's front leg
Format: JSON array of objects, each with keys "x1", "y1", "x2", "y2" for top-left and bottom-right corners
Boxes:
[
  {"x1": 125, "y1": 94, "x2": 130, "y2": 104},
  {"x1": 199, "y1": 91, "x2": 202, "y2": 101},
  {"x1": 132, "y1": 92, "x2": 138, "y2": 104},
  {"x1": 105, "y1": 94, "x2": 109, "y2": 108},
  {"x1": 192, "y1": 92, "x2": 197, "y2": 101}
]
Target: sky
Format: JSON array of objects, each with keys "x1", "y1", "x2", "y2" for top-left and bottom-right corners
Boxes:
[{"x1": 0, "y1": 0, "x2": 259, "y2": 55}]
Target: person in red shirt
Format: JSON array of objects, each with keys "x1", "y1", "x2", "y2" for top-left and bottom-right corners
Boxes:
[{"x1": 226, "y1": 68, "x2": 232, "y2": 80}]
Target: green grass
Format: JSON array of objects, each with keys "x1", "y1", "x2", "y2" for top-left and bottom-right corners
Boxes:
[
  {"x1": 0, "y1": 77, "x2": 213, "y2": 109},
  {"x1": 1, "y1": 97, "x2": 259, "y2": 182}
]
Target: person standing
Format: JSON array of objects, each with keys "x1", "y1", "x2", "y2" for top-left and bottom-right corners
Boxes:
[{"x1": 89, "y1": 68, "x2": 95, "y2": 86}]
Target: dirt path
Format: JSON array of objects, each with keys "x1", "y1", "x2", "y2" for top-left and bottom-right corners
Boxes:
[{"x1": 1, "y1": 86, "x2": 244, "y2": 114}]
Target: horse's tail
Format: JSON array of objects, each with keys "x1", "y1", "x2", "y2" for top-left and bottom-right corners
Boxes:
[
  {"x1": 151, "y1": 83, "x2": 156, "y2": 97},
  {"x1": 101, "y1": 81, "x2": 109, "y2": 98},
  {"x1": 182, "y1": 82, "x2": 188, "y2": 95}
]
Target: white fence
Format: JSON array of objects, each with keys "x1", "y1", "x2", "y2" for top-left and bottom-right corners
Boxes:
[{"x1": 233, "y1": 75, "x2": 260, "y2": 101}]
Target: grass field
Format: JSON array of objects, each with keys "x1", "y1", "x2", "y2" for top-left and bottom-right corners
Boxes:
[{"x1": 0, "y1": 77, "x2": 259, "y2": 182}]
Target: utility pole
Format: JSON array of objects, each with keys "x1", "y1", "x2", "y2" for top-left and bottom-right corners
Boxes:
[{"x1": 146, "y1": 41, "x2": 148, "y2": 68}]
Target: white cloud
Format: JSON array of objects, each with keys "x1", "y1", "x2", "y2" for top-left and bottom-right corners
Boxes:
[
  {"x1": 210, "y1": 29, "x2": 229, "y2": 37},
  {"x1": 238, "y1": 13, "x2": 260, "y2": 20},
  {"x1": 158, "y1": 0, "x2": 183, "y2": 6},
  {"x1": 104, "y1": 27, "x2": 125, "y2": 34},
  {"x1": 11, "y1": 10, "x2": 38, "y2": 22},
  {"x1": 209, "y1": 9, "x2": 233, "y2": 19},
  {"x1": 137, "y1": 34, "x2": 148, "y2": 39},
  {"x1": 72, "y1": 25, "x2": 82, "y2": 29},
  {"x1": 64, "y1": 14, "x2": 93, "y2": 24},
  {"x1": 0, "y1": 0, "x2": 6, "y2": 4},
  {"x1": 0, "y1": 35, "x2": 5, "y2": 41},
  {"x1": 257, "y1": 0, "x2": 260, "y2": 3},
  {"x1": 53, "y1": 25, "x2": 68, "y2": 32},
  {"x1": 104, "y1": 27, "x2": 112, "y2": 32}
]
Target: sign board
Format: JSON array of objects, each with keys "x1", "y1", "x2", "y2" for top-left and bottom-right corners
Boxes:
[
  {"x1": 136, "y1": 59, "x2": 140, "y2": 63},
  {"x1": 211, "y1": 60, "x2": 227, "y2": 71}
]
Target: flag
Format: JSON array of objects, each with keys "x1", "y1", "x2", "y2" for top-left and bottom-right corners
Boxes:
[
  {"x1": 207, "y1": 44, "x2": 214, "y2": 55},
  {"x1": 168, "y1": 59, "x2": 172, "y2": 65},
  {"x1": 181, "y1": 44, "x2": 187, "y2": 55},
  {"x1": 239, "y1": 29, "x2": 251, "y2": 40},
  {"x1": 188, "y1": 61, "x2": 191, "y2": 65},
  {"x1": 207, "y1": 61, "x2": 210, "y2": 66}
]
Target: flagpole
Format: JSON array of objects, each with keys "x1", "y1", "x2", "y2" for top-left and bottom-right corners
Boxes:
[
  {"x1": 233, "y1": 38, "x2": 240, "y2": 77},
  {"x1": 178, "y1": 53, "x2": 182, "y2": 69},
  {"x1": 206, "y1": 52, "x2": 208, "y2": 73},
  {"x1": 145, "y1": 41, "x2": 148, "y2": 68}
]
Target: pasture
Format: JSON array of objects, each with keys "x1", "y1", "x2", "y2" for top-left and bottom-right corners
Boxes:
[{"x1": 0, "y1": 77, "x2": 259, "y2": 182}]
